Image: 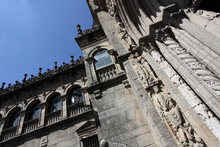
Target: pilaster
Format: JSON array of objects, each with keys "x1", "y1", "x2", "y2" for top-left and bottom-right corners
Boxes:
[{"x1": 16, "y1": 110, "x2": 26, "y2": 135}]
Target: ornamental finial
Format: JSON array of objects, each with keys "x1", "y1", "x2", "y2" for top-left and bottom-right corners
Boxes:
[{"x1": 77, "y1": 24, "x2": 82, "y2": 36}]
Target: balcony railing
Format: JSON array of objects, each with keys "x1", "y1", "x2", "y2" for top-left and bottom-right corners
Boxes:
[
  {"x1": 67, "y1": 103, "x2": 92, "y2": 118},
  {"x1": 0, "y1": 104, "x2": 93, "y2": 143},
  {"x1": 96, "y1": 64, "x2": 117, "y2": 82},
  {"x1": 23, "y1": 119, "x2": 39, "y2": 134},
  {"x1": 1, "y1": 126, "x2": 17, "y2": 141},
  {"x1": 45, "y1": 110, "x2": 61, "y2": 125}
]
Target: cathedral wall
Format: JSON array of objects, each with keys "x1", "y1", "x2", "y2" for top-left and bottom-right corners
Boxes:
[
  {"x1": 91, "y1": 83, "x2": 156, "y2": 147},
  {"x1": 4, "y1": 118, "x2": 93, "y2": 147}
]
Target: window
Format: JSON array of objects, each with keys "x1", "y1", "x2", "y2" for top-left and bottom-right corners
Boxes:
[
  {"x1": 68, "y1": 87, "x2": 84, "y2": 105},
  {"x1": 94, "y1": 50, "x2": 113, "y2": 70},
  {"x1": 29, "y1": 102, "x2": 41, "y2": 120},
  {"x1": 9, "y1": 110, "x2": 21, "y2": 127},
  {"x1": 49, "y1": 94, "x2": 61, "y2": 113},
  {"x1": 82, "y1": 135, "x2": 99, "y2": 147}
]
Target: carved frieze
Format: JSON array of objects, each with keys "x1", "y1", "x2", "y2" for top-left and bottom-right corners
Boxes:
[
  {"x1": 129, "y1": 52, "x2": 206, "y2": 146},
  {"x1": 156, "y1": 27, "x2": 220, "y2": 96},
  {"x1": 140, "y1": 37, "x2": 220, "y2": 141}
]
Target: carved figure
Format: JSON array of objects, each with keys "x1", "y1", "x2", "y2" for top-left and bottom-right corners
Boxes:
[
  {"x1": 129, "y1": 53, "x2": 158, "y2": 89},
  {"x1": 130, "y1": 45, "x2": 207, "y2": 146}
]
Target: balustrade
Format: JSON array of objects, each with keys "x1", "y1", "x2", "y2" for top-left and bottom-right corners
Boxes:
[
  {"x1": 67, "y1": 103, "x2": 91, "y2": 117},
  {"x1": 45, "y1": 110, "x2": 61, "y2": 125},
  {"x1": 96, "y1": 65, "x2": 117, "y2": 82},
  {"x1": 1, "y1": 126, "x2": 17, "y2": 141},
  {"x1": 0, "y1": 104, "x2": 92, "y2": 142},
  {"x1": 23, "y1": 119, "x2": 39, "y2": 134}
]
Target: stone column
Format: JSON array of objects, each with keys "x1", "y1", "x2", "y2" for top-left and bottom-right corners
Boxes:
[
  {"x1": 60, "y1": 95, "x2": 68, "y2": 120},
  {"x1": 0, "y1": 118, "x2": 5, "y2": 137},
  {"x1": 108, "y1": 49, "x2": 124, "y2": 75},
  {"x1": 86, "y1": 58, "x2": 98, "y2": 85},
  {"x1": 16, "y1": 110, "x2": 26, "y2": 135},
  {"x1": 38, "y1": 103, "x2": 46, "y2": 127}
]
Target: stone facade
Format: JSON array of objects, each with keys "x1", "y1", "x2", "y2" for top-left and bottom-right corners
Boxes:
[{"x1": 0, "y1": 0, "x2": 220, "y2": 147}]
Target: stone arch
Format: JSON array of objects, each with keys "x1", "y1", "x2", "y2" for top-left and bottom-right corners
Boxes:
[
  {"x1": 5, "y1": 105, "x2": 22, "y2": 118},
  {"x1": 44, "y1": 91, "x2": 61, "y2": 103},
  {"x1": 25, "y1": 99, "x2": 41, "y2": 121},
  {"x1": 87, "y1": 45, "x2": 110, "y2": 59},
  {"x1": 25, "y1": 98, "x2": 42, "y2": 110},
  {"x1": 65, "y1": 84, "x2": 83, "y2": 96},
  {"x1": 45, "y1": 91, "x2": 62, "y2": 113},
  {"x1": 4, "y1": 106, "x2": 22, "y2": 129}
]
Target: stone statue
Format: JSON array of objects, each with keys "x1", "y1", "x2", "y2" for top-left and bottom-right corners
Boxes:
[{"x1": 151, "y1": 84, "x2": 205, "y2": 146}]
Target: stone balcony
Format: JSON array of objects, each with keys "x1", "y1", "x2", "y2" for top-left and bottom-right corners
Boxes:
[{"x1": 0, "y1": 103, "x2": 93, "y2": 143}]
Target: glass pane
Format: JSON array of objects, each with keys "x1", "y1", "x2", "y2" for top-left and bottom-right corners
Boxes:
[
  {"x1": 69, "y1": 87, "x2": 84, "y2": 105},
  {"x1": 10, "y1": 111, "x2": 21, "y2": 127},
  {"x1": 94, "y1": 50, "x2": 113, "y2": 70},
  {"x1": 30, "y1": 103, "x2": 41, "y2": 120},
  {"x1": 73, "y1": 88, "x2": 82, "y2": 95},
  {"x1": 50, "y1": 95, "x2": 61, "y2": 113}
]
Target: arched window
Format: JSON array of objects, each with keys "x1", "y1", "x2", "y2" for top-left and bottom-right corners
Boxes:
[
  {"x1": 94, "y1": 50, "x2": 113, "y2": 70},
  {"x1": 28, "y1": 102, "x2": 41, "y2": 120},
  {"x1": 68, "y1": 87, "x2": 84, "y2": 105},
  {"x1": 9, "y1": 110, "x2": 21, "y2": 128},
  {"x1": 49, "y1": 94, "x2": 61, "y2": 113}
]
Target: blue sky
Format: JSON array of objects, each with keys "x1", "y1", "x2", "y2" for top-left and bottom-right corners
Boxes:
[{"x1": 0, "y1": 0, "x2": 93, "y2": 85}]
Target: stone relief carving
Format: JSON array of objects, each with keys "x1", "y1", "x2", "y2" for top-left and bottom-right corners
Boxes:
[
  {"x1": 106, "y1": 0, "x2": 136, "y2": 51},
  {"x1": 128, "y1": 53, "x2": 158, "y2": 89},
  {"x1": 141, "y1": 39, "x2": 220, "y2": 141},
  {"x1": 156, "y1": 27, "x2": 220, "y2": 96},
  {"x1": 129, "y1": 52, "x2": 205, "y2": 146},
  {"x1": 40, "y1": 136, "x2": 48, "y2": 147}
]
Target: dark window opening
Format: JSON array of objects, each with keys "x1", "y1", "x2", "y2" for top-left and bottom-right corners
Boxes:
[
  {"x1": 9, "y1": 110, "x2": 21, "y2": 128},
  {"x1": 68, "y1": 87, "x2": 84, "y2": 105},
  {"x1": 28, "y1": 102, "x2": 41, "y2": 120},
  {"x1": 49, "y1": 94, "x2": 61, "y2": 113},
  {"x1": 82, "y1": 135, "x2": 99, "y2": 147}
]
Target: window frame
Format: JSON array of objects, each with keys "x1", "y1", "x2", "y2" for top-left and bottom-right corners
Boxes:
[
  {"x1": 9, "y1": 110, "x2": 21, "y2": 128},
  {"x1": 68, "y1": 87, "x2": 84, "y2": 105},
  {"x1": 28, "y1": 102, "x2": 41, "y2": 121},
  {"x1": 93, "y1": 49, "x2": 114, "y2": 70},
  {"x1": 48, "y1": 94, "x2": 62, "y2": 113}
]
